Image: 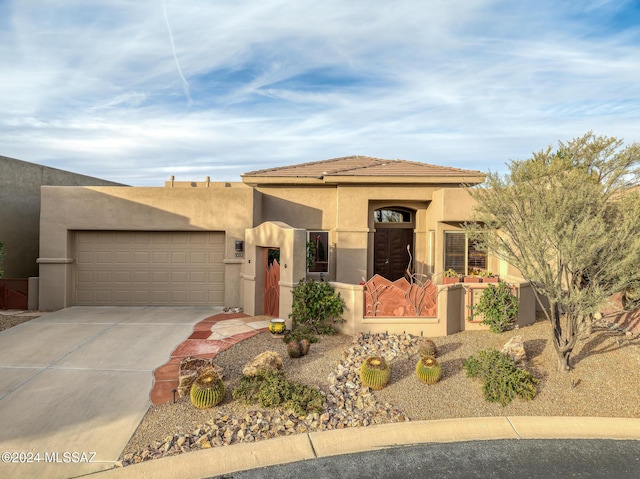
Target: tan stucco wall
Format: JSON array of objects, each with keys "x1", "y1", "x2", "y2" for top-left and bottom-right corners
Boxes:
[
  {"x1": 333, "y1": 280, "x2": 534, "y2": 337},
  {"x1": 334, "y1": 282, "x2": 459, "y2": 337},
  {"x1": 256, "y1": 184, "x2": 450, "y2": 284},
  {"x1": 242, "y1": 221, "x2": 307, "y2": 320},
  {"x1": 0, "y1": 156, "x2": 121, "y2": 279},
  {"x1": 38, "y1": 183, "x2": 255, "y2": 310}
]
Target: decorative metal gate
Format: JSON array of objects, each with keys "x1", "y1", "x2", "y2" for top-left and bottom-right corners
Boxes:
[
  {"x1": 0, "y1": 279, "x2": 29, "y2": 310},
  {"x1": 263, "y1": 249, "x2": 280, "y2": 316}
]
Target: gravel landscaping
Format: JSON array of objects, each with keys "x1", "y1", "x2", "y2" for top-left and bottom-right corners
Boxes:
[
  {"x1": 120, "y1": 316, "x2": 640, "y2": 466},
  {"x1": 0, "y1": 312, "x2": 39, "y2": 332}
]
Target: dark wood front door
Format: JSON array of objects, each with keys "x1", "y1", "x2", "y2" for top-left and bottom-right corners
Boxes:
[{"x1": 373, "y1": 228, "x2": 414, "y2": 281}]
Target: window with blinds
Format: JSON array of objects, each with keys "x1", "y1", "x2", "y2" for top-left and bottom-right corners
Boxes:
[
  {"x1": 444, "y1": 232, "x2": 487, "y2": 275},
  {"x1": 444, "y1": 232, "x2": 466, "y2": 274}
]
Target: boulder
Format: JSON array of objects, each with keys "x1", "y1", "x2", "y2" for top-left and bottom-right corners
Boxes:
[
  {"x1": 177, "y1": 357, "x2": 224, "y2": 398},
  {"x1": 242, "y1": 351, "x2": 284, "y2": 377},
  {"x1": 177, "y1": 370, "x2": 198, "y2": 398},
  {"x1": 501, "y1": 335, "x2": 527, "y2": 367},
  {"x1": 179, "y1": 356, "x2": 212, "y2": 373}
]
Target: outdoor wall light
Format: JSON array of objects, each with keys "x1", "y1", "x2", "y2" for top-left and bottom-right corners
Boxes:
[{"x1": 235, "y1": 240, "x2": 244, "y2": 252}]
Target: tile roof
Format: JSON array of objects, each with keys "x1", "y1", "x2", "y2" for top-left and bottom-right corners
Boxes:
[{"x1": 242, "y1": 155, "x2": 484, "y2": 178}]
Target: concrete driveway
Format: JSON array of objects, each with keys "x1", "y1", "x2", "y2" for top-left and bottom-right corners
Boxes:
[{"x1": 0, "y1": 306, "x2": 221, "y2": 479}]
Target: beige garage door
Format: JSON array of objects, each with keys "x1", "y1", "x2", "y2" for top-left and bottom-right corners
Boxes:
[{"x1": 74, "y1": 231, "x2": 225, "y2": 306}]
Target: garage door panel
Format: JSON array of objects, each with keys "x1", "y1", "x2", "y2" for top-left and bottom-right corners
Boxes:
[
  {"x1": 171, "y1": 272, "x2": 188, "y2": 283},
  {"x1": 209, "y1": 291, "x2": 224, "y2": 303},
  {"x1": 190, "y1": 252, "x2": 207, "y2": 263},
  {"x1": 134, "y1": 233, "x2": 152, "y2": 244},
  {"x1": 152, "y1": 252, "x2": 170, "y2": 264},
  {"x1": 75, "y1": 231, "x2": 225, "y2": 306},
  {"x1": 114, "y1": 252, "x2": 131, "y2": 263},
  {"x1": 171, "y1": 252, "x2": 188, "y2": 264},
  {"x1": 209, "y1": 271, "x2": 224, "y2": 282},
  {"x1": 133, "y1": 271, "x2": 150, "y2": 283},
  {"x1": 133, "y1": 252, "x2": 150, "y2": 263},
  {"x1": 77, "y1": 252, "x2": 93, "y2": 264},
  {"x1": 96, "y1": 271, "x2": 112, "y2": 283},
  {"x1": 113, "y1": 232, "x2": 132, "y2": 244},
  {"x1": 131, "y1": 291, "x2": 150, "y2": 303},
  {"x1": 97, "y1": 252, "x2": 111, "y2": 263},
  {"x1": 76, "y1": 290, "x2": 93, "y2": 303},
  {"x1": 190, "y1": 291, "x2": 207, "y2": 302},
  {"x1": 94, "y1": 290, "x2": 113, "y2": 302},
  {"x1": 114, "y1": 271, "x2": 131, "y2": 283},
  {"x1": 77, "y1": 271, "x2": 93, "y2": 283},
  {"x1": 171, "y1": 234, "x2": 188, "y2": 245},
  {"x1": 113, "y1": 290, "x2": 132, "y2": 302},
  {"x1": 190, "y1": 272, "x2": 206, "y2": 283},
  {"x1": 152, "y1": 271, "x2": 170, "y2": 283}
]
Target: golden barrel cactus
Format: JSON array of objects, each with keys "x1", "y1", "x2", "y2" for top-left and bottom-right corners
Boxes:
[
  {"x1": 416, "y1": 356, "x2": 442, "y2": 385},
  {"x1": 190, "y1": 371, "x2": 225, "y2": 409},
  {"x1": 359, "y1": 356, "x2": 391, "y2": 390},
  {"x1": 418, "y1": 339, "x2": 438, "y2": 358}
]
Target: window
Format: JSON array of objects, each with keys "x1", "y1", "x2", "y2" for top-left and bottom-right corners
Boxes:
[
  {"x1": 308, "y1": 231, "x2": 329, "y2": 273},
  {"x1": 444, "y1": 232, "x2": 487, "y2": 275},
  {"x1": 374, "y1": 208, "x2": 411, "y2": 223}
]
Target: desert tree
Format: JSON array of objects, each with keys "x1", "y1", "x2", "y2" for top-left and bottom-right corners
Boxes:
[{"x1": 466, "y1": 133, "x2": 640, "y2": 371}]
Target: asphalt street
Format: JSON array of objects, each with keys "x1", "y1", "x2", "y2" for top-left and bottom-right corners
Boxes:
[{"x1": 210, "y1": 439, "x2": 640, "y2": 479}]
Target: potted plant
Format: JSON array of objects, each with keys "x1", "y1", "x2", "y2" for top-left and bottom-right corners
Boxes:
[
  {"x1": 463, "y1": 268, "x2": 482, "y2": 283},
  {"x1": 442, "y1": 269, "x2": 461, "y2": 285},
  {"x1": 480, "y1": 271, "x2": 499, "y2": 283},
  {"x1": 268, "y1": 318, "x2": 286, "y2": 336}
]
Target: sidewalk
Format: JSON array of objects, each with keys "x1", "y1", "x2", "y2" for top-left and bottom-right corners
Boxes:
[{"x1": 150, "y1": 313, "x2": 272, "y2": 404}]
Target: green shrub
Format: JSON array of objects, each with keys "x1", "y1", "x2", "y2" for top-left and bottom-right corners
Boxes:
[
  {"x1": 289, "y1": 279, "x2": 345, "y2": 340},
  {"x1": 283, "y1": 326, "x2": 318, "y2": 344},
  {"x1": 232, "y1": 371, "x2": 324, "y2": 416},
  {"x1": 470, "y1": 282, "x2": 519, "y2": 333},
  {"x1": 464, "y1": 348, "x2": 538, "y2": 406}
]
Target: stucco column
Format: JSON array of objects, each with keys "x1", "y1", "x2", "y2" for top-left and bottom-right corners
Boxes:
[{"x1": 334, "y1": 229, "x2": 369, "y2": 284}]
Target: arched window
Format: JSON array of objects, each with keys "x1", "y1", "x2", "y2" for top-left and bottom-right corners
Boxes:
[{"x1": 373, "y1": 208, "x2": 412, "y2": 223}]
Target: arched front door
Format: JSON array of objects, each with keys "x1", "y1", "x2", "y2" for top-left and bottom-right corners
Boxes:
[{"x1": 373, "y1": 208, "x2": 415, "y2": 281}]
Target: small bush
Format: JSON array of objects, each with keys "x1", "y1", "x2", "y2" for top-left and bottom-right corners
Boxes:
[
  {"x1": 470, "y1": 282, "x2": 519, "y2": 333},
  {"x1": 464, "y1": 348, "x2": 538, "y2": 406},
  {"x1": 289, "y1": 279, "x2": 345, "y2": 341},
  {"x1": 232, "y1": 371, "x2": 324, "y2": 416},
  {"x1": 283, "y1": 326, "x2": 318, "y2": 344}
]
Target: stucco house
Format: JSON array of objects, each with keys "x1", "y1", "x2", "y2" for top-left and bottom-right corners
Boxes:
[
  {"x1": 0, "y1": 155, "x2": 122, "y2": 309},
  {"x1": 37, "y1": 156, "x2": 534, "y2": 335}
]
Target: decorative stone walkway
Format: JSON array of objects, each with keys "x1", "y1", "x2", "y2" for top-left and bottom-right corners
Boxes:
[{"x1": 150, "y1": 312, "x2": 272, "y2": 405}]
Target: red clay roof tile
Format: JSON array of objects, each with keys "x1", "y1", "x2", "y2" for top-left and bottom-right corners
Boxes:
[{"x1": 242, "y1": 155, "x2": 483, "y2": 178}]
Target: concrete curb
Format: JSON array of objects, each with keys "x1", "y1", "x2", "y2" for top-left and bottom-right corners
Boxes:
[{"x1": 83, "y1": 416, "x2": 640, "y2": 479}]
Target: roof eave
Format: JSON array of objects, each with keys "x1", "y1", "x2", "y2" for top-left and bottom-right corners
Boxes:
[
  {"x1": 241, "y1": 174, "x2": 485, "y2": 186},
  {"x1": 240, "y1": 176, "x2": 326, "y2": 186},
  {"x1": 321, "y1": 175, "x2": 485, "y2": 185}
]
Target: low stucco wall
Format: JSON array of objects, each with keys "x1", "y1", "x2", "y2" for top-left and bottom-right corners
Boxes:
[
  {"x1": 332, "y1": 282, "x2": 462, "y2": 337},
  {"x1": 332, "y1": 280, "x2": 534, "y2": 338}
]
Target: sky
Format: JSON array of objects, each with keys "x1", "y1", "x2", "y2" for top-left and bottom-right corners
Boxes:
[{"x1": 1, "y1": 0, "x2": 639, "y2": 186}]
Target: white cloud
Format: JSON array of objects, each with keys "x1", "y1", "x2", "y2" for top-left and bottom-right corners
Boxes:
[{"x1": 1, "y1": 0, "x2": 639, "y2": 185}]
